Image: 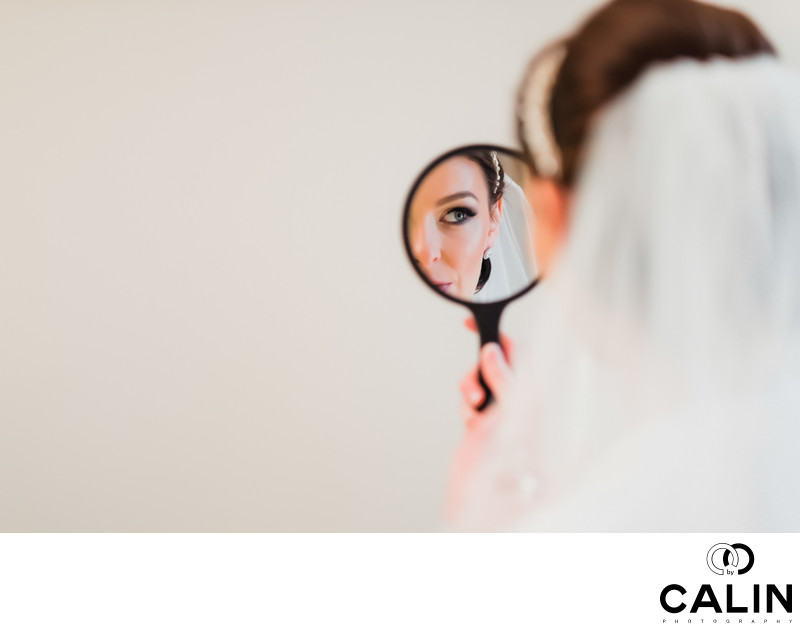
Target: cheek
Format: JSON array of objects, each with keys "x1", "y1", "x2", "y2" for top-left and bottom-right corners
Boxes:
[
  {"x1": 442, "y1": 220, "x2": 488, "y2": 285},
  {"x1": 533, "y1": 227, "x2": 550, "y2": 270},
  {"x1": 527, "y1": 185, "x2": 557, "y2": 272}
]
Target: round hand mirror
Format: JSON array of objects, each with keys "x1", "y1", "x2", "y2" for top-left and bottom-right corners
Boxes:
[{"x1": 402, "y1": 145, "x2": 540, "y2": 409}]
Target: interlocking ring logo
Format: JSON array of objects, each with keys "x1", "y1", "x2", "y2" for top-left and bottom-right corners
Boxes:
[{"x1": 706, "y1": 543, "x2": 754, "y2": 576}]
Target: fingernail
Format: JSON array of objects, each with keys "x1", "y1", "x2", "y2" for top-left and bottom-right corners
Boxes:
[{"x1": 469, "y1": 390, "x2": 482, "y2": 405}]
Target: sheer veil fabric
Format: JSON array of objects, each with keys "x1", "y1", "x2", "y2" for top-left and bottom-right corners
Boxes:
[
  {"x1": 453, "y1": 56, "x2": 800, "y2": 531},
  {"x1": 473, "y1": 173, "x2": 537, "y2": 303}
]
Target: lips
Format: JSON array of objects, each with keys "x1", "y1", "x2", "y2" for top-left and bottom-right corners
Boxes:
[{"x1": 433, "y1": 282, "x2": 453, "y2": 293}]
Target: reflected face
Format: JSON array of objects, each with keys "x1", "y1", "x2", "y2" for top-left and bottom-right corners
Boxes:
[{"x1": 408, "y1": 157, "x2": 501, "y2": 300}]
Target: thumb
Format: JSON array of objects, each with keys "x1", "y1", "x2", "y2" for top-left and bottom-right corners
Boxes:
[{"x1": 479, "y1": 342, "x2": 512, "y2": 400}]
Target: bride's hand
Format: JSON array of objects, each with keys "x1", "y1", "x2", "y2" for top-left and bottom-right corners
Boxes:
[
  {"x1": 458, "y1": 318, "x2": 515, "y2": 429},
  {"x1": 446, "y1": 320, "x2": 516, "y2": 525}
]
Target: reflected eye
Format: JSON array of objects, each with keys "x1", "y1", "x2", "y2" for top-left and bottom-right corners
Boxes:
[{"x1": 441, "y1": 207, "x2": 477, "y2": 224}]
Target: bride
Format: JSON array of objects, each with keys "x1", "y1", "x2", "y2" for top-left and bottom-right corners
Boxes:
[{"x1": 449, "y1": 0, "x2": 800, "y2": 531}]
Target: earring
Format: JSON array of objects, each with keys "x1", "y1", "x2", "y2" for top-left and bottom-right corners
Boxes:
[{"x1": 483, "y1": 248, "x2": 493, "y2": 260}]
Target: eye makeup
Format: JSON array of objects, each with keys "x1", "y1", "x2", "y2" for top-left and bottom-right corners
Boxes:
[{"x1": 441, "y1": 206, "x2": 477, "y2": 224}]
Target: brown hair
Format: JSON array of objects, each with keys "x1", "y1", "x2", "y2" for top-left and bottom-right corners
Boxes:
[
  {"x1": 460, "y1": 148, "x2": 505, "y2": 208},
  {"x1": 518, "y1": 0, "x2": 776, "y2": 187}
]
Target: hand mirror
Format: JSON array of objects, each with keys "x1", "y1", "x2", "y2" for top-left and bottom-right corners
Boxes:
[{"x1": 402, "y1": 145, "x2": 539, "y2": 410}]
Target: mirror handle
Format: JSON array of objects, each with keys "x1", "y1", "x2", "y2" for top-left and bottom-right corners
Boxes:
[
  {"x1": 476, "y1": 371, "x2": 494, "y2": 411},
  {"x1": 470, "y1": 301, "x2": 507, "y2": 412}
]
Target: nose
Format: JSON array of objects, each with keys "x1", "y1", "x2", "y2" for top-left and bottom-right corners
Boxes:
[{"x1": 411, "y1": 214, "x2": 441, "y2": 268}]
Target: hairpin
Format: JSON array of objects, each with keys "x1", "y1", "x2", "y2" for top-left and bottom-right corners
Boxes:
[
  {"x1": 520, "y1": 44, "x2": 567, "y2": 180},
  {"x1": 491, "y1": 151, "x2": 501, "y2": 194}
]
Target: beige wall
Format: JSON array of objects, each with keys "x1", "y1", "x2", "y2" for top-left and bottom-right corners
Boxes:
[{"x1": 1, "y1": 0, "x2": 797, "y2": 531}]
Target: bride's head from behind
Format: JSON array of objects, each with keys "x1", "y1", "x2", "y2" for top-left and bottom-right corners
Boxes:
[{"x1": 517, "y1": 0, "x2": 775, "y2": 276}]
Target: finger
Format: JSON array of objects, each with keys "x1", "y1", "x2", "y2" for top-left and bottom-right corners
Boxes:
[
  {"x1": 460, "y1": 400, "x2": 482, "y2": 430},
  {"x1": 499, "y1": 333, "x2": 515, "y2": 365},
  {"x1": 459, "y1": 364, "x2": 485, "y2": 409},
  {"x1": 479, "y1": 342, "x2": 512, "y2": 400},
  {"x1": 464, "y1": 317, "x2": 478, "y2": 333}
]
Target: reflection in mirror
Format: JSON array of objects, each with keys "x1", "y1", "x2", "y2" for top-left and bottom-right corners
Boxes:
[{"x1": 406, "y1": 148, "x2": 536, "y2": 304}]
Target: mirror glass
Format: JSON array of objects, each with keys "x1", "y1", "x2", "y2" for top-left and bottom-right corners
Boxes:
[{"x1": 404, "y1": 146, "x2": 537, "y2": 304}]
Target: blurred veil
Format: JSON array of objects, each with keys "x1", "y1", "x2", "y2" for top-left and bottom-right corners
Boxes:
[
  {"x1": 473, "y1": 173, "x2": 537, "y2": 303},
  {"x1": 455, "y1": 56, "x2": 800, "y2": 530}
]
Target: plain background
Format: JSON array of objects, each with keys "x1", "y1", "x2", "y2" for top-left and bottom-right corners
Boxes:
[{"x1": 1, "y1": 0, "x2": 798, "y2": 531}]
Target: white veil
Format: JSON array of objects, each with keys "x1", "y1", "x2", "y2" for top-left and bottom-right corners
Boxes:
[
  {"x1": 454, "y1": 56, "x2": 800, "y2": 531},
  {"x1": 473, "y1": 173, "x2": 537, "y2": 303}
]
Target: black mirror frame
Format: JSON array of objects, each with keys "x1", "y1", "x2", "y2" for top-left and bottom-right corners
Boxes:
[{"x1": 401, "y1": 143, "x2": 541, "y2": 409}]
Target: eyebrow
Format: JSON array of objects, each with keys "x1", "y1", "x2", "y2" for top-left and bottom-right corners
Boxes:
[{"x1": 436, "y1": 191, "x2": 478, "y2": 206}]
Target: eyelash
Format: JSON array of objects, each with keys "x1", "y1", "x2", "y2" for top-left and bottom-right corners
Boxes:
[{"x1": 441, "y1": 207, "x2": 477, "y2": 224}]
